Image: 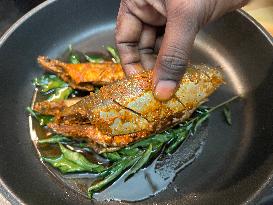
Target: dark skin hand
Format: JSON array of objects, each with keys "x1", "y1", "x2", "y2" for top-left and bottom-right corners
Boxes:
[{"x1": 115, "y1": 0, "x2": 249, "y2": 101}]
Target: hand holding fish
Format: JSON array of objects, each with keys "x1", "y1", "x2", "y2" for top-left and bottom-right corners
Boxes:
[{"x1": 115, "y1": 0, "x2": 249, "y2": 100}]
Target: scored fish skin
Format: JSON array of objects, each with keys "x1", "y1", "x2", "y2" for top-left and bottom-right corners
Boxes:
[
  {"x1": 43, "y1": 64, "x2": 224, "y2": 153},
  {"x1": 37, "y1": 56, "x2": 125, "y2": 91}
]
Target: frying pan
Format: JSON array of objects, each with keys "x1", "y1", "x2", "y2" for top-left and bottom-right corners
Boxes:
[{"x1": 0, "y1": 0, "x2": 272, "y2": 204}]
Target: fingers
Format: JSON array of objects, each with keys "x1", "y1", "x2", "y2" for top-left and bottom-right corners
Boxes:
[
  {"x1": 116, "y1": 0, "x2": 166, "y2": 76},
  {"x1": 154, "y1": 35, "x2": 163, "y2": 54},
  {"x1": 125, "y1": 0, "x2": 166, "y2": 26},
  {"x1": 139, "y1": 25, "x2": 157, "y2": 70},
  {"x1": 116, "y1": 2, "x2": 144, "y2": 76},
  {"x1": 153, "y1": 10, "x2": 199, "y2": 101},
  {"x1": 116, "y1": 0, "x2": 249, "y2": 101}
]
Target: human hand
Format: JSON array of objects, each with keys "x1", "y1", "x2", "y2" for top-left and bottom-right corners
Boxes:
[{"x1": 115, "y1": 0, "x2": 249, "y2": 100}]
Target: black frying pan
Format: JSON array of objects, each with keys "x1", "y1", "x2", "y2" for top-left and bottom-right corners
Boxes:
[{"x1": 0, "y1": 0, "x2": 272, "y2": 204}]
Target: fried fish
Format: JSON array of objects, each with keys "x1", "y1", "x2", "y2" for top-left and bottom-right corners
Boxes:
[
  {"x1": 38, "y1": 56, "x2": 126, "y2": 91},
  {"x1": 34, "y1": 65, "x2": 223, "y2": 153}
]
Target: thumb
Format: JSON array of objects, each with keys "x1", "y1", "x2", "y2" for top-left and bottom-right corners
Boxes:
[{"x1": 153, "y1": 12, "x2": 198, "y2": 101}]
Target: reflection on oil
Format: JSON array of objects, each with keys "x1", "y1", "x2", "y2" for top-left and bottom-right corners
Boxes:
[{"x1": 75, "y1": 124, "x2": 206, "y2": 202}]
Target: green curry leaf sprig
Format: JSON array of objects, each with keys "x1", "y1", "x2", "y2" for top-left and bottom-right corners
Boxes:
[
  {"x1": 39, "y1": 96, "x2": 238, "y2": 198},
  {"x1": 42, "y1": 143, "x2": 105, "y2": 173},
  {"x1": 30, "y1": 44, "x2": 238, "y2": 198},
  {"x1": 33, "y1": 74, "x2": 73, "y2": 101},
  {"x1": 26, "y1": 107, "x2": 54, "y2": 126}
]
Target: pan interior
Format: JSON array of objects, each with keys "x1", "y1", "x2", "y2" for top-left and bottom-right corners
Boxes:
[
  {"x1": 28, "y1": 21, "x2": 263, "y2": 203},
  {"x1": 0, "y1": 0, "x2": 272, "y2": 204}
]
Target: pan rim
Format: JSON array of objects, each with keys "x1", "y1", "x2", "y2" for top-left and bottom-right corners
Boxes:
[
  {"x1": 0, "y1": 0, "x2": 272, "y2": 204},
  {"x1": 0, "y1": 1, "x2": 272, "y2": 48},
  {"x1": 0, "y1": 0, "x2": 57, "y2": 48},
  {"x1": 237, "y1": 9, "x2": 273, "y2": 45}
]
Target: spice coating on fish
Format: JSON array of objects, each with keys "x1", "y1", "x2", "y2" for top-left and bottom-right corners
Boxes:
[{"x1": 35, "y1": 65, "x2": 223, "y2": 153}]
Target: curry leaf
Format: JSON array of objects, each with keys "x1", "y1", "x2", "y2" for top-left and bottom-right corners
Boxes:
[
  {"x1": 88, "y1": 157, "x2": 139, "y2": 198},
  {"x1": 42, "y1": 155, "x2": 90, "y2": 173},
  {"x1": 69, "y1": 55, "x2": 81, "y2": 64},
  {"x1": 47, "y1": 87, "x2": 73, "y2": 101},
  {"x1": 85, "y1": 54, "x2": 104, "y2": 63},
  {"x1": 192, "y1": 113, "x2": 210, "y2": 133},
  {"x1": 130, "y1": 132, "x2": 172, "y2": 149},
  {"x1": 118, "y1": 147, "x2": 140, "y2": 157},
  {"x1": 33, "y1": 74, "x2": 68, "y2": 93},
  {"x1": 223, "y1": 106, "x2": 232, "y2": 125},
  {"x1": 106, "y1": 46, "x2": 120, "y2": 63},
  {"x1": 38, "y1": 135, "x2": 92, "y2": 153},
  {"x1": 59, "y1": 144, "x2": 105, "y2": 173},
  {"x1": 125, "y1": 144, "x2": 153, "y2": 180},
  {"x1": 94, "y1": 87, "x2": 100, "y2": 93},
  {"x1": 68, "y1": 45, "x2": 81, "y2": 64},
  {"x1": 38, "y1": 135, "x2": 71, "y2": 144},
  {"x1": 42, "y1": 144, "x2": 105, "y2": 174},
  {"x1": 165, "y1": 129, "x2": 189, "y2": 154},
  {"x1": 102, "y1": 152, "x2": 122, "y2": 162},
  {"x1": 32, "y1": 73, "x2": 73, "y2": 101},
  {"x1": 26, "y1": 107, "x2": 54, "y2": 126},
  {"x1": 34, "y1": 94, "x2": 239, "y2": 197}
]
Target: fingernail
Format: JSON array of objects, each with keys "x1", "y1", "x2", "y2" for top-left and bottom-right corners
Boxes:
[{"x1": 154, "y1": 80, "x2": 177, "y2": 101}]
